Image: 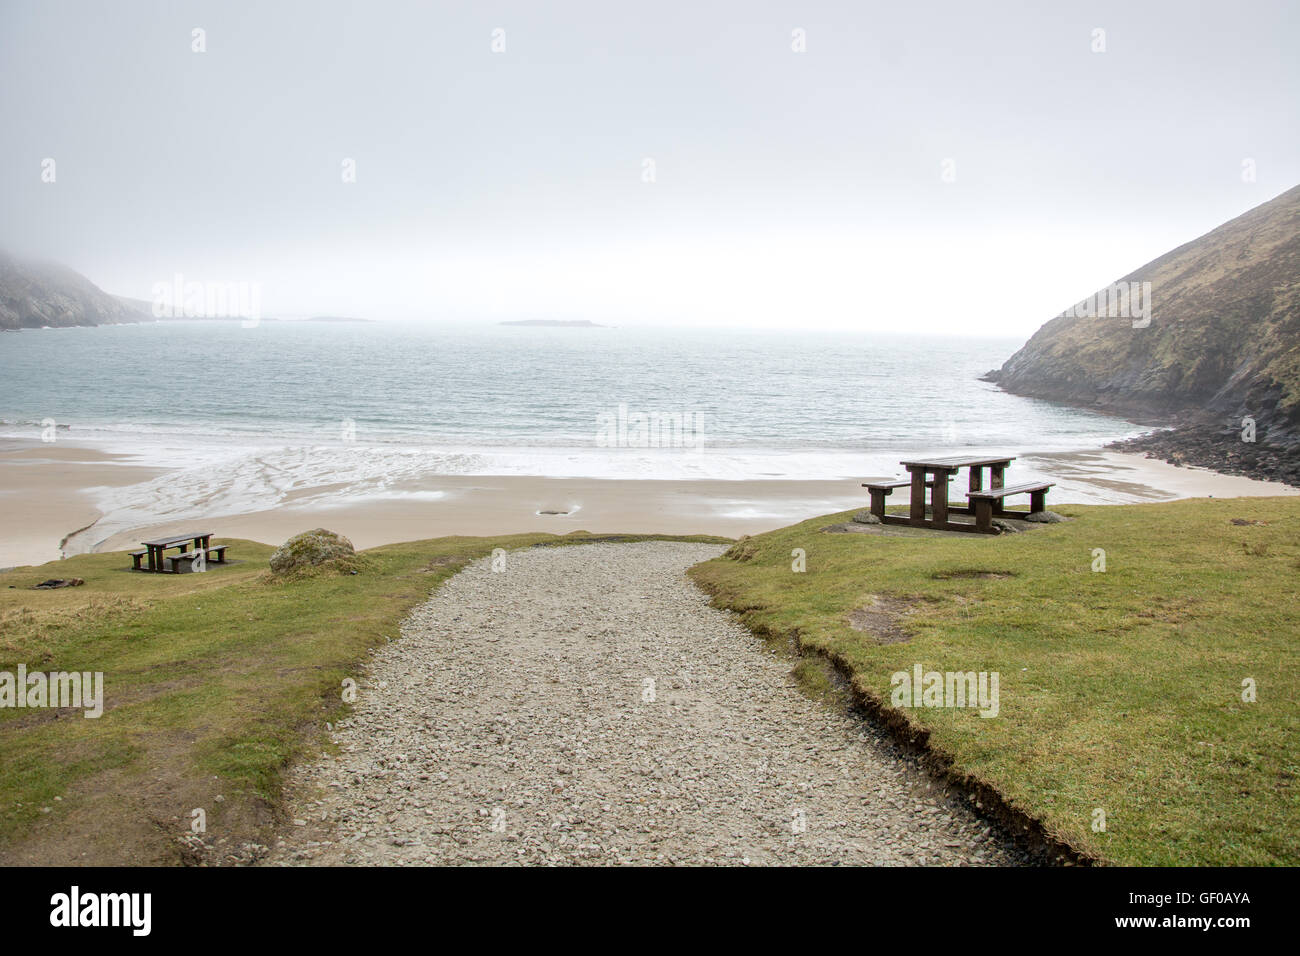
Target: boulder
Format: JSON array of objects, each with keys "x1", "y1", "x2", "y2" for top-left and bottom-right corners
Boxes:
[
  {"x1": 1025, "y1": 510, "x2": 1066, "y2": 523},
  {"x1": 852, "y1": 510, "x2": 882, "y2": 525},
  {"x1": 269, "y1": 528, "x2": 357, "y2": 574}
]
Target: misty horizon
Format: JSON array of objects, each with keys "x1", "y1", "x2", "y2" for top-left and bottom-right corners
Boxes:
[{"x1": 3, "y1": 0, "x2": 1298, "y2": 334}]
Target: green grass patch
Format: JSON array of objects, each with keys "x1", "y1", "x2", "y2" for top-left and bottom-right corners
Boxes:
[
  {"x1": 687, "y1": 497, "x2": 1300, "y2": 866},
  {"x1": 0, "y1": 530, "x2": 729, "y2": 864}
]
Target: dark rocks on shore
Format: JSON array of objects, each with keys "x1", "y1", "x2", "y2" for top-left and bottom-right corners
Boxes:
[{"x1": 1107, "y1": 411, "x2": 1300, "y2": 488}]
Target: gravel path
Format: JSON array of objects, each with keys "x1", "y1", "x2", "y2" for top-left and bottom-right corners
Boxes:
[{"x1": 266, "y1": 541, "x2": 1022, "y2": 866}]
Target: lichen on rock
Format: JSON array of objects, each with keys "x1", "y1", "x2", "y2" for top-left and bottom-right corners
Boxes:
[
  {"x1": 269, "y1": 528, "x2": 359, "y2": 575},
  {"x1": 1024, "y1": 510, "x2": 1066, "y2": 523}
]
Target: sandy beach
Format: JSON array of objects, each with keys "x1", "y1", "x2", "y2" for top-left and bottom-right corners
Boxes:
[
  {"x1": 0, "y1": 443, "x2": 166, "y2": 569},
  {"x1": 1, "y1": 438, "x2": 1296, "y2": 570}
]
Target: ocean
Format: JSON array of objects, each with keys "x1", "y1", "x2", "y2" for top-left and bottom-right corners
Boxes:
[{"x1": 0, "y1": 320, "x2": 1143, "y2": 527}]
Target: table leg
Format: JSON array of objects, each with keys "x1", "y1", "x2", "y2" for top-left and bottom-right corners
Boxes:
[
  {"x1": 969, "y1": 466, "x2": 983, "y2": 493},
  {"x1": 870, "y1": 489, "x2": 887, "y2": 519},
  {"x1": 909, "y1": 469, "x2": 926, "y2": 524},
  {"x1": 932, "y1": 469, "x2": 950, "y2": 526},
  {"x1": 147, "y1": 546, "x2": 157, "y2": 572},
  {"x1": 991, "y1": 465, "x2": 1005, "y2": 514}
]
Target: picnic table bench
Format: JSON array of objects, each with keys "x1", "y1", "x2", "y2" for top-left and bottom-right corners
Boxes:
[
  {"x1": 968, "y1": 481, "x2": 1054, "y2": 532},
  {"x1": 863, "y1": 455, "x2": 1054, "y2": 534},
  {"x1": 131, "y1": 533, "x2": 227, "y2": 573},
  {"x1": 860, "y1": 477, "x2": 948, "y2": 519}
]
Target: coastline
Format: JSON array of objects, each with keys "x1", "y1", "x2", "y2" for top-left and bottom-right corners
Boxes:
[
  {"x1": 1107, "y1": 414, "x2": 1300, "y2": 487},
  {"x1": 2, "y1": 438, "x2": 1297, "y2": 570},
  {"x1": 0, "y1": 443, "x2": 166, "y2": 569}
]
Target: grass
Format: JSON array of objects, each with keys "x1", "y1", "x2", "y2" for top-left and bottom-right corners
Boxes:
[
  {"x1": 687, "y1": 497, "x2": 1300, "y2": 866},
  {"x1": 6, "y1": 499, "x2": 1295, "y2": 867},
  {"x1": 0, "y1": 530, "x2": 728, "y2": 865}
]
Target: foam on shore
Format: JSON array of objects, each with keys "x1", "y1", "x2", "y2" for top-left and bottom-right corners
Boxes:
[{"x1": 1, "y1": 437, "x2": 1295, "y2": 569}]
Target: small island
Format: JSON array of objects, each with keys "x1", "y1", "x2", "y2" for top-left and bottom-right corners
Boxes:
[{"x1": 498, "y1": 319, "x2": 609, "y2": 328}]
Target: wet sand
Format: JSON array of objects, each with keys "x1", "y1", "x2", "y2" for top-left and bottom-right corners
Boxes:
[
  {"x1": 0, "y1": 443, "x2": 166, "y2": 568},
  {"x1": 1, "y1": 439, "x2": 1296, "y2": 569}
]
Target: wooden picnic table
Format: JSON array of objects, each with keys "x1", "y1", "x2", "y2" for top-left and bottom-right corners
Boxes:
[
  {"x1": 140, "y1": 532, "x2": 213, "y2": 573},
  {"x1": 864, "y1": 455, "x2": 1056, "y2": 533},
  {"x1": 899, "y1": 455, "x2": 1015, "y2": 529}
]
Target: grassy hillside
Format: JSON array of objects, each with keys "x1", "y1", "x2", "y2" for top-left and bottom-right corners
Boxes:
[
  {"x1": 988, "y1": 185, "x2": 1300, "y2": 430},
  {"x1": 0, "y1": 531, "x2": 727, "y2": 865},
  {"x1": 689, "y1": 498, "x2": 1300, "y2": 866}
]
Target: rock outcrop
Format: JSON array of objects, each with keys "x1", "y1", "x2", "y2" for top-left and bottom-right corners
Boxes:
[
  {"x1": 0, "y1": 251, "x2": 145, "y2": 330},
  {"x1": 984, "y1": 184, "x2": 1300, "y2": 485},
  {"x1": 269, "y1": 529, "x2": 359, "y2": 575}
]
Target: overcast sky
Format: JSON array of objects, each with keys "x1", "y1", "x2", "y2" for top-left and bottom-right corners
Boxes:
[{"x1": 1, "y1": 0, "x2": 1297, "y2": 334}]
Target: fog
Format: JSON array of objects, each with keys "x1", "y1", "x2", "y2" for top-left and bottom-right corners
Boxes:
[{"x1": 2, "y1": 0, "x2": 1297, "y2": 333}]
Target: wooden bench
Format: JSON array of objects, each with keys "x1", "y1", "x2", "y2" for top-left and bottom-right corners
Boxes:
[
  {"x1": 130, "y1": 549, "x2": 149, "y2": 570},
  {"x1": 162, "y1": 546, "x2": 226, "y2": 572},
  {"x1": 863, "y1": 477, "x2": 947, "y2": 519},
  {"x1": 166, "y1": 551, "x2": 203, "y2": 573},
  {"x1": 138, "y1": 532, "x2": 214, "y2": 572},
  {"x1": 968, "y1": 481, "x2": 1054, "y2": 532}
]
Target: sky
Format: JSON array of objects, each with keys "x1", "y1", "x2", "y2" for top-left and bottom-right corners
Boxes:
[{"x1": 1, "y1": 0, "x2": 1297, "y2": 335}]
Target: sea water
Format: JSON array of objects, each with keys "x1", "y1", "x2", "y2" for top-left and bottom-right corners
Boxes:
[{"x1": 0, "y1": 320, "x2": 1142, "y2": 539}]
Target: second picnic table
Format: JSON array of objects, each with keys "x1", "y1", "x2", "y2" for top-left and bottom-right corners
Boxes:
[{"x1": 136, "y1": 532, "x2": 214, "y2": 572}]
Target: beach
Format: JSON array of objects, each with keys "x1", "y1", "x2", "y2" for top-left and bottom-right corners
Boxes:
[
  {"x1": 2, "y1": 437, "x2": 1296, "y2": 570},
  {"x1": 0, "y1": 443, "x2": 166, "y2": 569}
]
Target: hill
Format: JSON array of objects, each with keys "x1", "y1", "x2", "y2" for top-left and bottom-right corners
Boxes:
[
  {"x1": 0, "y1": 251, "x2": 143, "y2": 330},
  {"x1": 985, "y1": 185, "x2": 1300, "y2": 484}
]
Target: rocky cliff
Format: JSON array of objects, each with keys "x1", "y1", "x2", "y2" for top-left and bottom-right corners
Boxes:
[
  {"x1": 985, "y1": 185, "x2": 1300, "y2": 485},
  {"x1": 0, "y1": 251, "x2": 144, "y2": 330}
]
